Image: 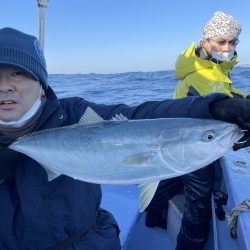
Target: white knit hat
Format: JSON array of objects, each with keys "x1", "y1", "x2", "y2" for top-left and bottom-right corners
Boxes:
[{"x1": 203, "y1": 11, "x2": 242, "y2": 39}]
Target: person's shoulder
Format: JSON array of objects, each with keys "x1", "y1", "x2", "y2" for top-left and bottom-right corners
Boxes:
[
  {"x1": 59, "y1": 96, "x2": 92, "y2": 111},
  {"x1": 59, "y1": 97, "x2": 90, "y2": 121},
  {"x1": 59, "y1": 96, "x2": 84, "y2": 106}
]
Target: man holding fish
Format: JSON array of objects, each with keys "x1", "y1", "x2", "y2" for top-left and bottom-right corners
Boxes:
[{"x1": 0, "y1": 27, "x2": 250, "y2": 250}]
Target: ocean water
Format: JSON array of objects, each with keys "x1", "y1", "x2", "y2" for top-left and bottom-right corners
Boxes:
[{"x1": 49, "y1": 67, "x2": 250, "y2": 105}]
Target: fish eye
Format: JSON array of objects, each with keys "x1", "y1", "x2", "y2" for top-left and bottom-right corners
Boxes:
[{"x1": 203, "y1": 130, "x2": 216, "y2": 142}]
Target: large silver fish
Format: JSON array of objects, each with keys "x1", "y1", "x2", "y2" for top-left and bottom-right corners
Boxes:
[{"x1": 9, "y1": 107, "x2": 243, "y2": 211}]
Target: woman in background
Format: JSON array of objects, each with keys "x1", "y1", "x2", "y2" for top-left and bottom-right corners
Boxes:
[
  {"x1": 173, "y1": 11, "x2": 248, "y2": 99},
  {"x1": 146, "y1": 11, "x2": 249, "y2": 250}
]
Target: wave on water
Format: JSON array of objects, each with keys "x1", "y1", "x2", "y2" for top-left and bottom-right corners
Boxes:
[{"x1": 49, "y1": 67, "x2": 250, "y2": 106}]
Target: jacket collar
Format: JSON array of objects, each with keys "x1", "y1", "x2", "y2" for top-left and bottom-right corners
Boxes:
[
  {"x1": 175, "y1": 42, "x2": 238, "y2": 83},
  {"x1": 33, "y1": 86, "x2": 68, "y2": 131}
]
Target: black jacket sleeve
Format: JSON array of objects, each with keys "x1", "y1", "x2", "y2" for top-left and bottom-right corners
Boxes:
[{"x1": 86, "y1": 93, "x2": 227, "y2": 120}]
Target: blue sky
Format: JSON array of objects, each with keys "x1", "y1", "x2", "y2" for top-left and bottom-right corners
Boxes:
[{"x1": 1, "y1": 0, "x2": 250, "y2": 74}]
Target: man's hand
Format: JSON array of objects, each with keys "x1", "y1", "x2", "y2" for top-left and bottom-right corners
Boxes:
[{"x1": 210, "y1": 98, "x2": 250, "y2": 151}]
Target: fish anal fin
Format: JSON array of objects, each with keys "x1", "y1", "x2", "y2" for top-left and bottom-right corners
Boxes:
[{"x1": 138, "y1": 181, "x2": 159, "y2": 212}]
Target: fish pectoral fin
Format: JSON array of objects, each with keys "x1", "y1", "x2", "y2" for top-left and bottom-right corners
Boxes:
[
  {"x1": 123, "y1": 152, "x2": 157, "y2": 166},
  {"x1": 79, "y1": 107, "x2": 105, "y2": 124},
  {"x1": 44, "y1": 167, "x2": 61, "y2": 181},
  {"x1": 138, "y1": 181, "x2": 160, "y2": 212}
]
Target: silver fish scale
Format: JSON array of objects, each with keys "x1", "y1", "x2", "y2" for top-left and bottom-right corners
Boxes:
[{"x1": 10, "y1": 118, "x2": 243, "y2": 184}]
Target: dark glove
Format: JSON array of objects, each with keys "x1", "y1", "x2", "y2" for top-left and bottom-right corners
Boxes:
[
  {"x1": 0, "y1": 135, "x2": 23, "y2": 179},
  {"x1": 210, "y1": 98, "x2": 250, "y2": 151}
]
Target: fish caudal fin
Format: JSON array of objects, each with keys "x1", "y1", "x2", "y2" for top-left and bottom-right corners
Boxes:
[{"x1": 138, "y1": 181, "x2": 159, "y2": 212}]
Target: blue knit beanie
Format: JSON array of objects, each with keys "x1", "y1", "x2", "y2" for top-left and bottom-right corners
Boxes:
[{"x1": 0, "y1": 27, "x2": 48, "y2": 89}]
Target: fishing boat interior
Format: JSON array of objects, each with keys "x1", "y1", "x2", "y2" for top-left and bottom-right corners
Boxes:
[
  {"x1": 101, "y1": 148, "x2": 250, "y2": 250},
  {"x1": 35, "y1": 1, "x2": 250, "y2": 249}
]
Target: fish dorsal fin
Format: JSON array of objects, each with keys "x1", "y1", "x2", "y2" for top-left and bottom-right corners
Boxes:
[
  {"x1": 79, "y1": 107, "x2": 104, "y2": 124},
  {"x1": 111, "y1": 113, "x2": 128, "y2": 121},
  {"x1": 138, "y1": 181, "x2": 159, "y2": 212}
]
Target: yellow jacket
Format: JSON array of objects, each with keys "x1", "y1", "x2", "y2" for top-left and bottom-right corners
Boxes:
[{"x1": 173, "y1": 42, "x2": 247, "y2": 99}]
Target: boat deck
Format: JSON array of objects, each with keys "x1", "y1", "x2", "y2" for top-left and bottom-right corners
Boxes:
[
  {"x1": 101, "y1": 149, "x2": 250, "y2": 250},
  {"x1": 101, "y1": 184, "x2": 175, "y2": 249},
  {"x1": 220, "y1": 149, "x2": 250, "y2": 250}
]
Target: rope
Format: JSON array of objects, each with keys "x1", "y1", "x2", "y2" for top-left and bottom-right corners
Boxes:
[
  {"x1": 228, "y1": 198, "x2": 250, "y2": 238},
  {"x1": 37, "y1": 0, "x2": 49, "y2": 51}
]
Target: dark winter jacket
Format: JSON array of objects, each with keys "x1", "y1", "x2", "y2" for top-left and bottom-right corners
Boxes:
[{"x1": 0, "y1": 87, "x2": 224, "y2": 249}]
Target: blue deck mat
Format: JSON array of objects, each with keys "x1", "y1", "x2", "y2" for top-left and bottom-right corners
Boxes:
[{"x1": 101, "y1": 184, "x2": 139, "y2": 246}]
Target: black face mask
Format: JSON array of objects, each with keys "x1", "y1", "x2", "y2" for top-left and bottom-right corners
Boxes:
[{"x1": 0, "y1": 135, "x2": 23, "y2": 180}]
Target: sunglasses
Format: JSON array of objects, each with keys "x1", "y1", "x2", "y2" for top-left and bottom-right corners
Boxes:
[{"x1": 210, "y1": 38, "x2": 239, "y2": 46}]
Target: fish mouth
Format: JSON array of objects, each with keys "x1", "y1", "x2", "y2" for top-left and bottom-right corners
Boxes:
[
  {"x1": 232, "y1": 129, "x2": 245, "y2": 143},
  {"x1": 218, "y1": 127, "x2": 244, "y2": 150},
  {"x1": 232, "y1": 129, "x2": 248, "y2": 147}
]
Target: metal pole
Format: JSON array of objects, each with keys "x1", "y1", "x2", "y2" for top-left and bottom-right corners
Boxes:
[{"x1": 37, "y1": 0, "x2": 49, "y2": 51}]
